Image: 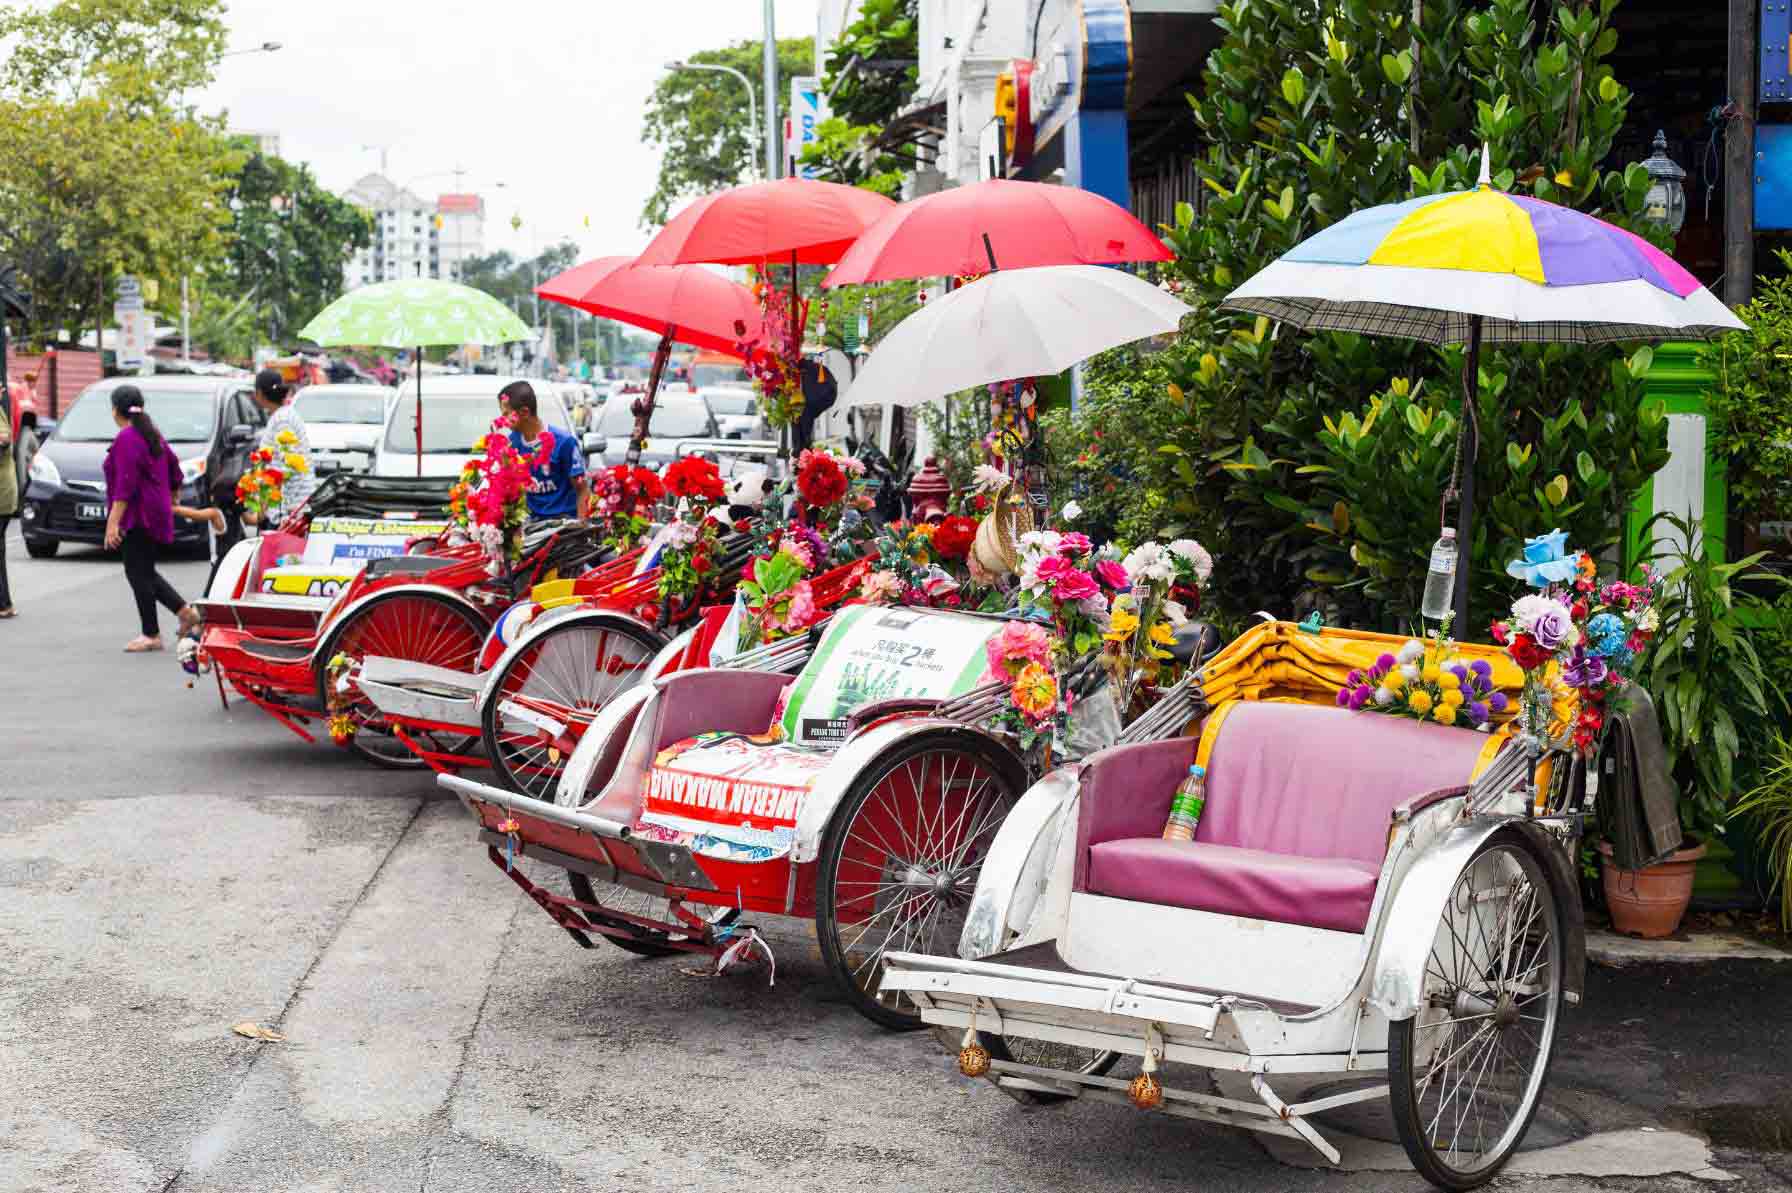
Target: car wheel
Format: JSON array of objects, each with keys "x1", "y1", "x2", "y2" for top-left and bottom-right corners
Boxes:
[{"x1": 24, "y1": 536, "x2": 58, "y2": 559}]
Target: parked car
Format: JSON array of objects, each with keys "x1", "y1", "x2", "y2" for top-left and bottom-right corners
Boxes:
[
  {"x1": 20, "y1": 375, "x2": 263, "y2": 558},
  {"x1": 292, "y1": 383, "x2": 394, "y2": 475},
  {"x1": 588, "y1": 393, "x2": 720, "y2": 473},
  {"x1": 700, "y1": 386, "x2": 760, "y2": 439},
  {"x1": 369, "y1": 375, "x2": 583, "y2": 478}
]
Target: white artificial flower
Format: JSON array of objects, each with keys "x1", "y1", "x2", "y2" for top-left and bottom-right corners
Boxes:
[
  {"x1": 1400, "y1": 662, "x2": 1421, "y2": 682},
  {"x1": 1167, "y1": 538, "x2": 1215, "y2": 582},
  {"x1": 1162, "y1": 599, "x2": 1189, "y2": 627},
  {"x1": 1018, "y1": 529, "x2": 1063, "y2": 558},
  {"x1": 1078, "y1": 593, "x2": 1112, "y2": 631},
  {"x1": 1637, "y1": 606, "x2": 1659, "y2": 633},
  {"x1": 1122, "y1": 541, "x2": 1174, "y2": 585},
  {"x1": 1374, "y1": 686, "x2": 1395, "y2": 706},
  {"x1": 1510, "y1": 594, "x2": 1558, "y2": 632},
  {"x1": 972, "y1": 464, "x2": 1010, "y2": 493},
  {"x1": 1061, "y1": 500, "x2": 1083, "y2": 522},
  {"x1": 1397, "y1": 639, "x2": 1426, "y2": 664},
  {"x1": 666, "y1": 520, "x2": 700, "y2": 547}
]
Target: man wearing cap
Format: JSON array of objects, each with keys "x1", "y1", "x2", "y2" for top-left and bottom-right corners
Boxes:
[{"x1": 499, "y1": 380, "x2": 587, "y2": 521}]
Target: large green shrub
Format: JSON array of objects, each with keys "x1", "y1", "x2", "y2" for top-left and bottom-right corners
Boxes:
[
  {"x1": 1060, "y1": 0, "x2": 1671, "y2": 631},
  {"x1": 1700, "y1": 249, "x2": 1792, "y2": 528}
]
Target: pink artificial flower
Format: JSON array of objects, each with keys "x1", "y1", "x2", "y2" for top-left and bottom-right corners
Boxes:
[
  {"x1": 1057, "y1": 532, "x2": 1092, "y2": 557},
  {"x1": 785, "y1": 580, "x2": 818, "y2": 630},
  {"x1": 1052, "y1": 567, "x2": 1100, "y2": 602},
  {"x1": 983, "y1": 620, "x2": 1053, "y2": 682},
  {"x1": 858, "y1": 569, "x2": 903, "y2": 604},
  {"x1": 1095, "y1": 559, "x2": 1130, "y2": 590}
]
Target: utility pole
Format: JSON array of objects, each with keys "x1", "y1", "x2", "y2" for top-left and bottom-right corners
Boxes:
[
  {"x1": 763, "y1": 0, "x2": 781, "y2": 179},
  {"x1": 1726, "y1": 0, "x2": 1758, "y2": 307}
]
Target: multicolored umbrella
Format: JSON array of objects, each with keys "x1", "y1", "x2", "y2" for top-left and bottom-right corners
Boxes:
[
  {"x1": 299, "y1": 280, "x2": 529, "y2": 475},
  {"x1": 1223, "y1": 153, "x2": 1744, "y2": 624}
]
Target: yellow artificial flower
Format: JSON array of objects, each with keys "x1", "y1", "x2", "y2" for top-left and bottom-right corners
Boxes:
[
  {"x1": 1554, "y1": 169, "x2": 1573, "y2": 187},
  {"x1": 1441, "y1": 687, "x2": 1465, "y2": 707},
  {"x1": 1421, "y1": 663, "x2": 1442, "y2": 684},
  {"x1": 1104, "y1": 606, "x2": 1141, "y2": 643},
  {"x1": 1384, "y1": 668, "x2": 1406, "y2": 690},
  {"x1": 1407, "y1": 689, "x2": 1434, "y2": 715},
  {"x1": 1148, "y1": 621, "x2": 1176, "y2": 645},
  {"x1": 1434, "y1": 703, "x2": 1458, "y2": 725},
  {"x1": 276, "y1": 428, "x2": 298, "y2": 447},
  {"x1": 284, "y1": 452, "x2": 309, "y2": 473}
]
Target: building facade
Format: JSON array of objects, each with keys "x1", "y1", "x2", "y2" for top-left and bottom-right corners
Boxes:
[{"x1": 341, "y1": 174, "x2": 486, "y2": 290}]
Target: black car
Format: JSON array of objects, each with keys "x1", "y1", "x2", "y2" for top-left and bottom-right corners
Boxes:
[{"x1": 19, "y1": 375, "x2": 263, "y2": 558}]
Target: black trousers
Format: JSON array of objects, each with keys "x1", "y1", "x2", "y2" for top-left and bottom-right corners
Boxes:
[
  {"x1": 0, "y1": 514, "x2": 11, "y2": 609},
  {"x1": 121, "y1": 527, "x2": 185, "y2": 636}
]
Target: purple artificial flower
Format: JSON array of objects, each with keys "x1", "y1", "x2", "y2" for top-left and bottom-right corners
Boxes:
[
  {"x1": 1489, "y1": 691, "x2": 1510, "y2": 714},
  {"x1": 1468, "y1": 701, "x2": 1490, "y2": 725},
  {"x1": 1529, "y1": 603, "x2": 1572, "y2": 650},
  {"x1": 1347, "y1": 687, "x2": 1371, "y2": 711},
  {"x1": 1448, "y1": 664, "x2": 1468, "y2": 682},
  {"x1": 1470, "y1": 659, "x2": 1492, "y2": 678},
  {"x1": 1562, "y1": 648, "x2": 1608, "y2": 689},
  {"x1": 1336, "y1": 688, "x2": 1351, "y2": 707},
  {"x1": 1459, "y1": 683, "x2": 1476, "y2": 703},
  {"x1": 1346, "y1": 669, "x2": 1363, "y2": 685},
  {"x1": 1376, "y1": 653, "x2": 1397, "y2": 672}
]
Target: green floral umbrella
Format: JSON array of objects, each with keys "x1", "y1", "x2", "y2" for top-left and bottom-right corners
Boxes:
[{"x1": 299, "y1": 280, "x2": 530, "y2": 474}]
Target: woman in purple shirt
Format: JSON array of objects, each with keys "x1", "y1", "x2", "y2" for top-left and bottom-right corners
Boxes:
[{"x1": 102, "y1": 386, "x2": 220, "y2": 652}]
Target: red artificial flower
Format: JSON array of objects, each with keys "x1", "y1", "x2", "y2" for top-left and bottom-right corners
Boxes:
[
  {"x1": 693, "y1": 553, "x2": 712, "y2": 575},
  {"x1": 796, "y1": 451, "x2": 848, "y2": 508},
  {"x1": 933, "y1": 515, "x2": 978, "y2": 561},
  {"x1": 1507, "y1": 632, "x2": 1551, "y2": 671},
  {"x1": 663, "y1": 457, "x2": 724, "y2": 502},
  {"x1": 1489, "y1": 621, "x2": 1510, "y2": 645},
  {"x1": 1571, "y1": 599, "x2": 1589, "y2": 621}
]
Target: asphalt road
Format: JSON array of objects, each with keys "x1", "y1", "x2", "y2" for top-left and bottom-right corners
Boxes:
[{"x1": 2, "y1": 524, "x2": 1790, "y2": 1192}]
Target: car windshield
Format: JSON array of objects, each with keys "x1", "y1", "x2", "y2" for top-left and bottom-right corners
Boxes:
[
  {"x1": 295, "y1": 390, "x2": 385, "y2": 424},
  {"x1": 706, "y1": 392, "x2": 755, "y2": 416},
  {"x1": 55, "y1": 388, "x2": 213, "y2": 443},
  {"x1": 599, "y1": 398, "x2": 710, "y2": 438},
  {"x1": 690, "y1": 364, "x2": 748, "y2": 388},
  {"x1": 384, "y1": 396, "x2": 508, "y2": 454}
]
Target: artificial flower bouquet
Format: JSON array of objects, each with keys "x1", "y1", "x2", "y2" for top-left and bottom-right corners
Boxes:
[
  {"x1": 855, "y1": 516, "x2": 979, "y2": 609},
  {"x1": 1336, "y1": 637, "x2": 1508, "y2": 730},
  {"x1": 654, "y1": 456, "x2": 727, "y2": 615},
  {"x1": 737, "y1": 543, "x2": 821, "y2": 649},
  {"x1": 236, "y1": 446, "x2": 287, "y2": 522},
  {"x1": 1490, "y1": 529, "x2": 1657, "y2": 757},
  {"x1": 738, "y1": 278, "x2": 807, "y2": 430},
  {"x1": 450, "y1": 416, "x2": 553, "y2": 573},
  {"x1": 982, "y1": 619, "x2": 1062, "y2": 752},
  {"x1": 793, "y1": 446, "x2": 875, "y2": 559},
  {"x1": 591, "y1": 464, "x2": 664, "y2": 552}
]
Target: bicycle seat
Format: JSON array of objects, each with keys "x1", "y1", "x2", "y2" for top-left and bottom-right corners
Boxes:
[{"x1": 364, "y1": 555, "x2": 453, "y2": 578}]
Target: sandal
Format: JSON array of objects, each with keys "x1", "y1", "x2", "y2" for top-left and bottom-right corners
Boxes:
[
  {"x1": 177, "y1": 605, "x2": 201, "y2": 636},
  {"x1": 124, "y1": 635, "x2": 165, "y2": 653},
  {"x1": 0, "y1": 608, "x2": 16, "y2": 619}
]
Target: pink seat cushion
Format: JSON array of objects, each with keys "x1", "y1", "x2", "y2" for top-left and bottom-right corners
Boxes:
[{"x1": 1086, "y1": 838, "x2": 1382, "y2": 934}]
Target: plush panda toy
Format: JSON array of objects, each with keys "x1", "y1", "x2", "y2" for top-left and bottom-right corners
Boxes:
[{"x1": 725, "y1": 468, "x2": 779, "y2": 523}]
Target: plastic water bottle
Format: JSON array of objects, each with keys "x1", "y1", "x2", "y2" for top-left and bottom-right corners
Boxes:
[
  {"x1": 1420, "y1": 528, "x2": 1458, "y2": 622},
  {"x1": 1163, "y1": 765, "x2": 1206, "y2": 841}
]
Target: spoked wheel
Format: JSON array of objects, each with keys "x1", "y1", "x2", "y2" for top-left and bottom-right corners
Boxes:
[
  {"x1": 816, "y1": 735, "x2": 1026, "y2": 1030},
  {"x1": 978, "y1": 1034, "x2": 1123, "y2": 1106},
  {"x1": 565, "y1": 871, "x2": 738, "y2": 958},
  {"x1": 320, "y1": 592, "x2": 488, "y2": 769},
  {"x1": 1389, "y1": 829, "x2": 1567, "y2": 1190},
  {"x1": 482, "y1": 618, "x2": 661, "y2": 799}
]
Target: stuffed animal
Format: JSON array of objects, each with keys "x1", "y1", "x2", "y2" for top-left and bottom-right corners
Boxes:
[{"x1": 725, "y1": 468, "x2": 778, "y2": 522}]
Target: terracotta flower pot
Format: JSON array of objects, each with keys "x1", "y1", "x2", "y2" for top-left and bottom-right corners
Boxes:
[{"x1": 1599, "y1": 838, "x2": 1707, "y2": 939}]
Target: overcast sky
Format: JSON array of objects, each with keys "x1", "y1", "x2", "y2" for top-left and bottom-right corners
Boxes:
[{"x1": 195, "y1": 0, "x2": 819, "y2": 263}]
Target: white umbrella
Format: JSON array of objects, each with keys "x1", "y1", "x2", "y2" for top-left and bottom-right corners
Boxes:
[{"x1": 839, "y1": 265, "x2": 1190, "y2": 410}]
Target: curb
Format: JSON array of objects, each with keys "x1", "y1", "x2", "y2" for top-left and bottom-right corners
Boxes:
[{"x1": 1587, "y1": 927, "x2": 1792, "y2": 966}]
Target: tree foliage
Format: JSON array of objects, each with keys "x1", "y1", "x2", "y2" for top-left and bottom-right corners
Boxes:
[
  {"x1": 0, "y1": 0, "x2": 238, "y2": 347},
  {"x1": 818, "y1": 0, "x2": 917, "y2": 128},
  {"x1": 222, "y1": 150, "x2": 371, "y2": 346},
  {"x1": 1700, "y1": 249, "x2": 1792, "y2": 525},
  {"x1": 460, "y1": 242, "x2": 615, "y2": 367},
  {"x1": 640, "y1": 37, "x2": 813, "y2": 227},
  {"x1": 1052, "y1": 0, "x2": 1670, "y2": 633},
  {"x1": 796, "y1": 116, "x2": 905, "y2": 196}
]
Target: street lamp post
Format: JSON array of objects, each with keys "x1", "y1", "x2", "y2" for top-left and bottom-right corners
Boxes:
[
  {"x1": 762, "y1": 0, "x2": 780, "y2": 179},
  {"x1": 664, "y1": 60, "x2": 760, "y2": 178},
  {"x1": 220, "y1": 40, "x2": 283, "y2": 58}
]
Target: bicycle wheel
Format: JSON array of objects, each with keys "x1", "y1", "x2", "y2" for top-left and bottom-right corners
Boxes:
[
  {"x1": 1388, "y1": 829, "x2": 1567, "y2": 1190},
  {"x1": 320, "y1": 592, "x2": 487, "y2": 768}
]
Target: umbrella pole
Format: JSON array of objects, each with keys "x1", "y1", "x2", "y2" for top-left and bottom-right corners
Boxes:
[
  {"x1": 1450, "y1": 316, "x2": 1483, "y2": 630},
  {"x1": 786, "y1": 250, "x2": 799, "y2": 463},
  {"x1": 415, "y1": 345, "x2": 423, "y2": 478},
  {"x1": 624, "y1": 326, "x2": 676, "y2": 509}
]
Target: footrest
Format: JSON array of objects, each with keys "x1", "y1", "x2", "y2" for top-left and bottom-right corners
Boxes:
[{"x1": 358, "y1": 656, "x2": 484, "y2": 728}]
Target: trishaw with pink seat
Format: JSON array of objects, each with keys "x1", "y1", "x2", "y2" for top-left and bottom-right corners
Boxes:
[{"x1": 879, "y1": 620, "x2": 1588, "y2": 1189}]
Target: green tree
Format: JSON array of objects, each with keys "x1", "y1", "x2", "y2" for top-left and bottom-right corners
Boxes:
[
  {"x1": 221, "y1": 149, "x2": 371, "y2": 345},
  {"x1": 796, "y1": 116, "x2": 905, "y2": 195},
  {"x1": 1058, "y1": 0, "x2": 1669, "y2": 633},
  {"x1": 0, "y1": 0, "x2": 238, "y2": 347},
  {"x1": 639, "y1": 37, "x2": 813, "y2": 226},
  {"x1": 459, "y1": 242, "x2": 609, "y2": 369},
  {"x1": 817, "y1": 0, "x2": 917, "y2": 128}
]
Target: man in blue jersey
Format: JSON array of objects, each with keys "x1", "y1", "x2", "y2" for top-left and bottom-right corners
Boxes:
[{"x1": 500, "y1": 380, "x2": 588, "y2": 520}]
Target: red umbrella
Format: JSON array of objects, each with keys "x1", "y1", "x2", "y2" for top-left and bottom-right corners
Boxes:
[
  {"x1": 822, "y1": 179, "x2": 1172, "y2": 287},
  {"x1": 634, "y1": 177, "x2": 897, "y2": 267},
  {"x1": 535, "y1": 257, "x2": 762, "y2": 354}
]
